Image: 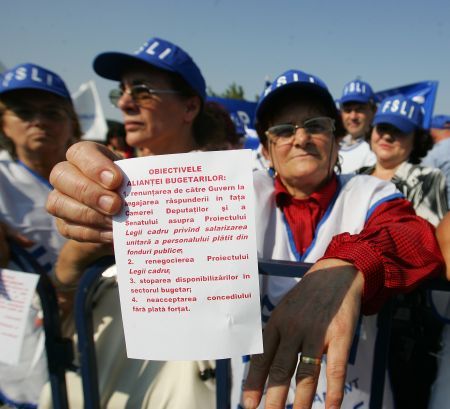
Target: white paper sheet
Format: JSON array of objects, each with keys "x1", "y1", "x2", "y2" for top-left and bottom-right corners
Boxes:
[
  {"x1": 0, "y1": 269, "x2": 39, "y2": 365},
  {"x1": 113, "y1": 149, "x2": 263, "y2": 360}
]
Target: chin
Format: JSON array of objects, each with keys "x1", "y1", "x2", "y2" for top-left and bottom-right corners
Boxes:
[{"x1": 125, "y1": 132, "x2": 149, "y2": 148}]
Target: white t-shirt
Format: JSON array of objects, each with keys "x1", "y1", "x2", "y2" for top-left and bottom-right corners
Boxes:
[{"x1": 339, "y1": 135, "x2": 376, "y2": 174}]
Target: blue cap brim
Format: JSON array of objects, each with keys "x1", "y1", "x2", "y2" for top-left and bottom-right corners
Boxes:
[
  {"x1": 256, "y1": 82, "x2": 335, "y2": 123},
  {"x1": 93, "y1": 52, "x2": 177, "y2": 81},
  {"x1": 373, "y1": 114, "x2": 417, "y2": 134},
  {"x1": 0, "y1": 83, "x2": 70, "y2": 100},
  {"x1": 340, "y1": 95, "x2": 372, "y2": 105}
]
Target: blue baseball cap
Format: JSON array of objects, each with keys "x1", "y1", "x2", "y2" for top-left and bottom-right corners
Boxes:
[
  {"x1": 255, "y1": 69, "x2": 335, "y2": 123},
  {"x1": 340, "y1": 79, "x2": 375, "y2": 105},
  {"x1": 430, "y1": 115, "x2": 450, "y2": 129},
  {"x1": 0, "y1": 63, "x2": 71, "y2": 100},
  {"x1": 93, "y1": 37, "x2": 206, "y2": 100},
  {"x1": 373, "y1": 96, "x2": 423, "y2": 134}
]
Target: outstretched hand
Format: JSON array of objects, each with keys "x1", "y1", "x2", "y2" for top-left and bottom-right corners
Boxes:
[
  {"x1": 243, "y1": 258, "x2": 364, "y2": 409},
  {"x1": 46, "y1": 141, "x2": 124, "y2": 243}
]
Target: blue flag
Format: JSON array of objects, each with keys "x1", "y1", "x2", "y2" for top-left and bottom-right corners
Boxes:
[
  {"x1": 207, "y1": 96, "x2": 257, "y2": 135},
  {"x1": 375, "y1": 81, "x2": 439, "y2": 129}
]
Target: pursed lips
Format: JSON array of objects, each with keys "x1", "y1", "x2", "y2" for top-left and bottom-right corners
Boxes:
[
  {"x1": 124, "y1": 121, "x2": 144, "y2": 130},
  {"x1": 289, "y1": 150, "x2": 319, "y2": 160}
]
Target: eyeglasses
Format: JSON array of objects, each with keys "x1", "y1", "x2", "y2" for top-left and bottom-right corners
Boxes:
[
  {"x1": 6, "y1": 105, "x2": 69, "y2": 122},
  {"x1": 265, "y1": 117, "x2": 335, "y2": 146},
  {"x1": 109, "y1": 84, "x2": 180, "y2": 107}
]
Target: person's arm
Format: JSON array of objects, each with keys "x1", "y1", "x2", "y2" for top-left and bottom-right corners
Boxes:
[
  {"x1": 54, "y1": 240, "x2": 114, "y2": 287},
  {"x1": 46, "y1": 141, "x2": 123, "y2": 243},
  {"x1": 52, "y1": 240, "x2": 114, "y2": 318},
  {"x1": 243, "y1": 198, "x2": 444, "y2": 409},
  {"x1": 436, "y1": 211, "x2": 450, "y2": 280},
  {"x1": 323, "y1": 198, "x2": 444, "y2": 313},
  {"x1": 244, "y1": 259, "x2": 363, "y2": 409}
]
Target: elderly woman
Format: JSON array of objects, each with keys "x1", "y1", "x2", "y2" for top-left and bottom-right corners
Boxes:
[
  {"x1": 0, "y1": 63, "x2": 81, "y2": 408},
  {"x1": 42, "y1": 37, "x2": 231, "y2": 409},
  {"x1": 356, "y1": 96, "x2": 448, "y2": 409},
  {"x1": 239, "y1": 71, "x2": 444, "y2": 409},
  {"x1": 47, "y1": 66, "x2": 444, "y2": 409}
]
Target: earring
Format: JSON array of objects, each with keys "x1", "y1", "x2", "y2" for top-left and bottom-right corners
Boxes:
[{"x1": 268, "y1": 166, "x2": 278, "y2": 178}]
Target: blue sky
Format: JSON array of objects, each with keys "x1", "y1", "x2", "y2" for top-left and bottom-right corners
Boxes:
[{"x1": 1, "y1": 0, "x2": 449, "y2": 121}]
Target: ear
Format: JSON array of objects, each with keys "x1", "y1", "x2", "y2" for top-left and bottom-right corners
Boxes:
[
  {"x1": 183, "y1": 96, "x2": 201, "y2": 124},
  {"x1": 262, "y1": 143, "x2": 273, "y2": 166}
]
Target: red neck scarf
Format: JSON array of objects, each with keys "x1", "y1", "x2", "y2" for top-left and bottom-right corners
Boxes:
[{"x1": 274, "y1": 174, "x2": 338, "y2": 255}]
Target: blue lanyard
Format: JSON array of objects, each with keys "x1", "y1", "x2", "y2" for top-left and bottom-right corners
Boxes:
[
  {"x1": 17, "y1": 160, "x2": 53, "y2": 190},
  {"x1": 281, "y1": 179, "x2": 342, "y2": 262}
]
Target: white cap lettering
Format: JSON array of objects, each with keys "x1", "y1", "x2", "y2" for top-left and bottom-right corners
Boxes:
[
  {"x1": 31, "y1": 67, "x2": 44, "y2": 83},
  {"x1": 146, "y1": 41, "x2": 160, "y2": 55},
  {"x1": 15, "y1": 67, "x2": 27, "y2": 81},
  {"x1": 276, "y1": 76, "x2": 287, "y2": 87},
  {"x1": 159, "y1": 48, "x2": 172, "y2": 60}
]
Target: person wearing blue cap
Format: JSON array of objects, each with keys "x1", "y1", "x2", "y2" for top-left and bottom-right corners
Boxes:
[
  {"x1": 338, "y1": 79, "x2": 377, "y2": 173},
  {"x1": 0, "y1": 63, "x2": 81, "y2": 408},
  {"x1": 356, "y1": 95, "x2": 448, "y2": 409},
  {"x1": 41, "y1": 36, "x2": 232, "y2": 409},
  {"x1": 45, "y1": 60, "x2": 444, "y2": 409},
  {"x1": 422, "y1": 115, "x2": 450, "y2": 204},
  {"x1": 357, "y1": 96, "x2": 448, "y2": 225},
  {"x1": 235, "y1": 71, "x2": 442, "y2": 409}
]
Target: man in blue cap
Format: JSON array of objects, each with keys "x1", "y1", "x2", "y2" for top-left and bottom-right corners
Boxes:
[
  {"x1": 422, "y1": 115, "x2": 450, "y2": 204},
  {"x1": 338, "y1": 79, "x2": 377, "y2": 173}
]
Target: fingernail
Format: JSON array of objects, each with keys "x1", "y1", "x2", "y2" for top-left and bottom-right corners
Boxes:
[
  {"x1": 243, "y1": 397, "x2": 255, "y2": 409},
  {"x1": 100, "y1": 170, "x2": 114, "y2": 186},
  {"x1": 98, "y1": 195, "x2": 114, "y2": 212},
  {"x1": 99, "y1": 231, "x2": 113, "y2": 242}
]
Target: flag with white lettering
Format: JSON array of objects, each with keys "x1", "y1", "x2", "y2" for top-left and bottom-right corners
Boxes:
[
  {"x1": 375, "y1": 81, "x2": 439, "y2": 129},
  {"x1": 72, "y1": 80, "x2": 108, "y2": 141}
]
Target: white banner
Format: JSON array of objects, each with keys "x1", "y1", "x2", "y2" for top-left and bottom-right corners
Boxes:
[{"x1": 72, "y1": 80, "x2": 108, "y2": 142}]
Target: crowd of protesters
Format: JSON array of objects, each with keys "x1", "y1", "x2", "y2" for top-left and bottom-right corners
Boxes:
[{"x1": 0, "y1": 36, "x2": 449, "y2": 409}]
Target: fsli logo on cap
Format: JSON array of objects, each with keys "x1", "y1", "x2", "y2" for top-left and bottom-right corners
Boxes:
[
  {"x1": 94, "y1": 37, "x2": 206, "y2": 100},
  {"x1": 0, "y1": 63, "x2": 71, "y2": 100},
  {"x1": 374, "y1": 96, "x2": 424, "y2": 134},
  {"x1": 135, "y1": 38, "x2": 206, "y2": 100},
  {"x1": 256, "y1": 69, "x2": 329, "y2": 120},
  {"x1": 262, "y1": 70, "x2": 327, "y2": 99},
  {"x1": 340, "y1": 79, "x2": 374, "y2": 105}
]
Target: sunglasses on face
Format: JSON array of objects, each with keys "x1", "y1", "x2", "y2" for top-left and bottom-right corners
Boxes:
[
  {"x1": 109, "y1": 84, "x2": 180, "y2": 107},
  {"x1": 265, "y1": 117, "x2": 335, "y2": 146}
]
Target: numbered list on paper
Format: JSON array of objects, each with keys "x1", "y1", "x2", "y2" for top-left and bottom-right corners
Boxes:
[{"x1": 113, "y1": 150, "x2": 262, "y2": 360}]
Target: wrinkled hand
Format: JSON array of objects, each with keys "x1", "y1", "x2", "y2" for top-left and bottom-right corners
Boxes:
[
  {"x1": 243, "y1": 258, "x2": 364, "y2": 409},
  {"x1": 46, "y1": 141, "x2": 124, "y2": 243},
  {"x1": 0, "y1": 222, "x2": 35, "y2": 268}
]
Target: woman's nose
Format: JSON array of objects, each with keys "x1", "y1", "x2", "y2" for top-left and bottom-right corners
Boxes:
[
  {"x1": 292, "y1": 127, "x2": 311, "y2": 146},
  {"x1": 117, "y1": 89, "x2": 138, "y2": 112}
]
